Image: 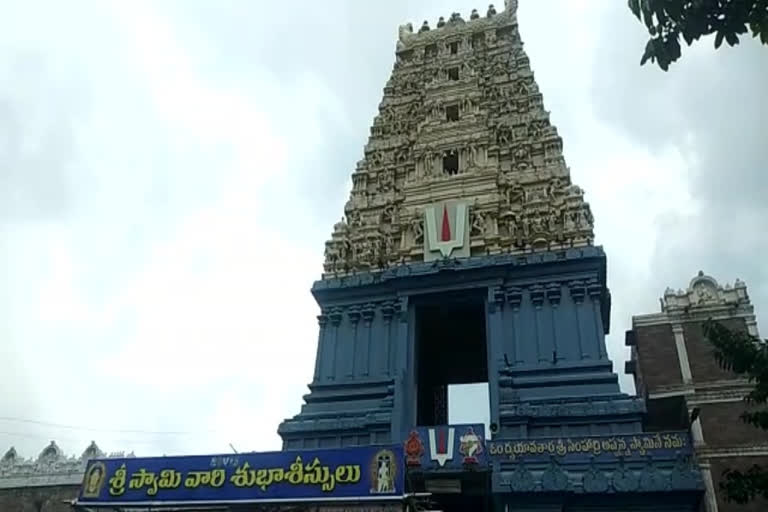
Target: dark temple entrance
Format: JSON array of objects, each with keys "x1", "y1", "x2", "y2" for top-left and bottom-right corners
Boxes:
[{"x1": 414, "y1": 291, "x2": 488, "y2": 426}]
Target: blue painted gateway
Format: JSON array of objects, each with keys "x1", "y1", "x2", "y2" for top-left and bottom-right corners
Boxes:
[{"x1": 273, "y1": 2, "x2": 705, "y2": 511}]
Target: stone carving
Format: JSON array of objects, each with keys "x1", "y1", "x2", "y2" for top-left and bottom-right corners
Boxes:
[
  {"x1": 582, "y1": 458, "x2": 609, "y2": 493},
  {"x1": 669, "y1": 454, "x2": 702, "y2": 489},
  {"x1": 508, "y1": 461, "x2": 535, "y2": 492},
  {"x1": 611, "y1": 458, "x2": 639, "y2": 492},
  {"x1": 0, "y1": 441, "x2": 130, "y2": 486},
  {"x1": 638, "y1": 456, "x2": 668, "y2": 491},
  {"x1": 410, "y1": 216, "x2": 424, "y2": 245},
  {"x1": 541, "y1": 456, "x2": 570, "y2": 491},
  {"x1": 661, "y1": 271, "x2": 750, "y2": 313},
  {"x1": 470, "y1": 209, "x2": 487, "y2": 236}
]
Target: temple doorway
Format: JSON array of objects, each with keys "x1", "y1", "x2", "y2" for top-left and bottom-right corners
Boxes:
[{"x1": 414, "y1": 290, "x2": 488, "y2": 427}]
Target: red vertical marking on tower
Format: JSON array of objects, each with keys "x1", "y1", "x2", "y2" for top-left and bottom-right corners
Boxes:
[{"x1": 441, "y1": 205, "x2": 452, "y2": 241}]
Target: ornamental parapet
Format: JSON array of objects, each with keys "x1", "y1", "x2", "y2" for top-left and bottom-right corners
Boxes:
[
  {"x1": 277, "y1": 411, "x2": 393, "y2": 434},
  {"x1": 314, "y1": 247, "x2": 607, "y2": 293},
  {"x1": 498, "y1": 398, "x2": 646, "y2": 419},
  {"x1": 0, "y1": 441, "x2": 132, "y2": 489},
  {"x1": 396, "y1": 1, "x2": 519, "y2": 52},
  {"x1": 661, "y1": 270, "x2": 751, "y2": 313}
]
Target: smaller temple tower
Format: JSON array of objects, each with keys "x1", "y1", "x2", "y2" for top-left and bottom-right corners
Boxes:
[{"x1": 627, "y1": 272, "x2": 767, "y2": 512}]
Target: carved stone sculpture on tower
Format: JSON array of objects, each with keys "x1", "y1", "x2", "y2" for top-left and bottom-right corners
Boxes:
[{"x1": 322, "y1": 2, "x2": 594, "y2": 277}]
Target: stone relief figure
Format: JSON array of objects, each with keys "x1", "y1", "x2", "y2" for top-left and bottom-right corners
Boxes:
[
  {"x1": 694, "y1": 283, "x2": 717, "y2": 304},
  {"x1": 505, "y1": 0, "x2": 519, "y2": 13},
  {"x1": 341, "y1": 239, "x2": 354, "y2": 271},
  {"x1": 462, "y1": 144, "x2": 480, "y2": 169},
  {"x1": 397, "y1": 23, "x2": 414, "y2": 51},
  {"x1": 504, "y1": 213, "x2": 518, "y2": 240},
  {"x1": 565, "y1": 184, "x2": 584, "y2": 199},
  {"x1": 513, "y1": 145, "x2": 529, "y2": 163},
  {"x1": 460, "y1": 98, "x2": 470, "y2": 114},
  {"x1": 547, "y1": 209, "x2": 560, "y2": 233},
  {"x1": 505, "y1": 182, "x2": 525, "y2": 207},
  {"x1": 547, "y1": 177, "x2": 565, "y2": 202},
  {"x1": 545, "y1": 140, "x2": 562, "y2": 156},
  {"x1": 496, "y1": 124, "x2": 512, "y2": 145},
  {"x1": 381, "y1": 204, "x2": 398, "y2": 226},
  {"x1": 462, "y1": 61, "x2": 476, "y2": 78},
  {"x1": 486, "y1": 85, "x2": 502, "y2": 102},
  {"x1": 324, "y1": 244, "x2": 339, "y2": 273},
  {"x1": 421, "y1": 149, "x2": 436, "y2": 178},
  {"x1": 527, "y1": 186, "x2": 548, "y2": 203},
  {"x1": 520, "y1": 216, "x2": 531, "y2": 238},
  {"x1": 529, "y1": 120, "x2": 544, "y2": 140},
  {"x1": 563, "y1": 211, "x2": 576, "y2": 232},
  {"x1": 410, "y1": 216, "x2": 424, "y2": 245},
  {"x1": 370, "y1": 151, "x2": 384, "y2": 168},
  {"x1": 354, "y1": 238, "x2": 373, "y2": 266},
  {"x1": 347, "y1": 211, "x2": 363, "y2": 228},
  {"x1": 377, "y1": 169, "x2": 394, "y2": 194},
  {"x1": 470, "y1": 210, "x2": 486, "y2": 236}
]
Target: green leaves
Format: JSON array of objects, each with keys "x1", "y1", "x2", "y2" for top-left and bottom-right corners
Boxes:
[
  {"x1": 720, "y1": 465, "x2": 768, "y2": 504},
  {"x1": 628, "y1": 0, "x2": 768, "y2": 70}
]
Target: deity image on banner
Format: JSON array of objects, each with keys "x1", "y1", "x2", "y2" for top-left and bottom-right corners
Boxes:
[
  {"x1": 370, "y1": 449, "x2": 397, "y2": 494},
  {"x1": 459, "y1": 426, "x2": 484, "y2": 464},
  {"x1": 82, "y1": 462, "x2": 106, "y2": 498}
]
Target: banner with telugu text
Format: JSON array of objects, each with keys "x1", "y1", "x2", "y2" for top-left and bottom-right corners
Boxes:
[
  {"x1": 76, "y1": 445, "x2": 404, "y2": 507},
  {"x1": 487, "y1": 431, "x2": 693, "y2": 463}
]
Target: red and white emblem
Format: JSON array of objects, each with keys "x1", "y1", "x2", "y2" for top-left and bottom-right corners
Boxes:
[
  {"x1": 404, "y1": 430, "x2": 424, "y2": 467},
  {"x1": 427, "y1": 427, "x2": 455, "y2": 467},
  {"x1": 423, "y1": 201, "x2": 469, "y2": 261}
]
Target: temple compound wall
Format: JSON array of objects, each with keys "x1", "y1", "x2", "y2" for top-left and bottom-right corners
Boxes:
[
  {"x1": 0, "y1": 442, "x2": 129, "y2": 512},
  {"x1": 627, "y1": 272, "x2": 768, "y2": 512}
]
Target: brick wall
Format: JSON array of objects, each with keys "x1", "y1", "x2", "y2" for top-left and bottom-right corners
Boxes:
[
  {"x1": 683, "y1": 318, "x2": 746, "y2": 384},
  {"x1": 709, "y1": 456, "x2": 768, "y2": 512},
  {"x1": 699, "y1": 401, "x2": 768, "y2": 447},
  {"x1": 633, "y1": 323, "x2": 682, "y2": 392},
  {"x1": 0, "y1": 485, "x2": 78, "y2": 512}
]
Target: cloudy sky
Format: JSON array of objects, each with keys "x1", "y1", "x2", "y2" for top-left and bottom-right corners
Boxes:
[{"x1": 2, "y1": 0, "x2": 766, "y2": 459}]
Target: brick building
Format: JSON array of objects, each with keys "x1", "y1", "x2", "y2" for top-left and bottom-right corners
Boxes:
[
  {"x1": 627, "y1": 271, "x2": 767, "y2": 512},
  {"x1": 0, "y1": 441, "x2": 128, "y2": 512}
]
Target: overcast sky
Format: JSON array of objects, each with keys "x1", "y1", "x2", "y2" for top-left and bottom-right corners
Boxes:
[{"x1": 2, "y1": 0, "x2": 766, "y2": 459}]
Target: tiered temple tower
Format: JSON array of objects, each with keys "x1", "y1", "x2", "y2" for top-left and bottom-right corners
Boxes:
[{"x1": 279, "y1": 0, "x2": 644, "y2": 450}]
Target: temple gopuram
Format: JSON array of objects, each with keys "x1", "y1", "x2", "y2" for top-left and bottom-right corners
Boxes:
[{"x1": 1, "y1": 2, "x2": 764, "y2": 512}]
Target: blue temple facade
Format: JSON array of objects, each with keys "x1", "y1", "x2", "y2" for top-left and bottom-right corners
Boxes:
[{"x1": 278, "y1": 2, "x2": 704, "y2": 511}]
